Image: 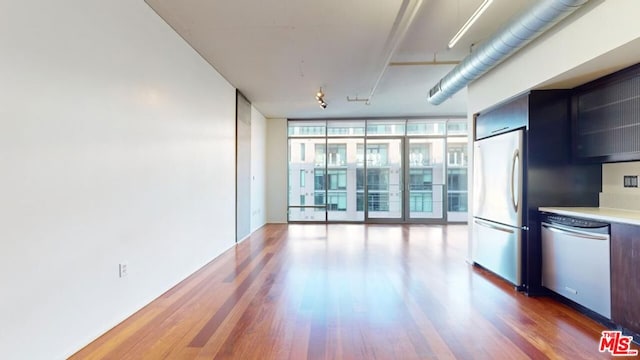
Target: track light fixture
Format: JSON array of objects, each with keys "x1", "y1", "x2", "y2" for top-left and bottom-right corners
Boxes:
[{"x1": 315, "y1": 88, "x2": 327, "y2": 109}]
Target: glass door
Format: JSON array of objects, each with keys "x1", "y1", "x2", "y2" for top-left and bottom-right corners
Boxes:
[
  {"x1": 406, "y1": 138, "x2": 445, "y2": 221},
  {"x1": 365, "y1": 138, "x2": 403, "y2": 220},
  {"x1": 324, "y1": 138, "x2": 365, "y2": 221}
]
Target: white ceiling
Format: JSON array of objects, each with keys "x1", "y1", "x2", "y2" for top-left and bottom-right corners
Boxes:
[{"x1": 145, "y1": 0, "x2": 538, "y2": 119}]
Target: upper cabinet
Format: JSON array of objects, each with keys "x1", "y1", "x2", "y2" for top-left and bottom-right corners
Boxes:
[
  {"x1": 572, "y1": 63, "x2": 640, "y2": 163},
  {"x1": 474, "y1": 94, "x2": 528, "y2": 140}
]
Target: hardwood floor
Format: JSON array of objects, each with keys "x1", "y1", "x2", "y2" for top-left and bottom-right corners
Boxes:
[{"x1": 71, "y1": 224, "x2": 633, "y2": 359}]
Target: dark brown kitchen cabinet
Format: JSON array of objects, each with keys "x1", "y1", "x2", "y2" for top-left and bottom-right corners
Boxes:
[
  {"x1": 572, "y1": 63, "x2": 640, "y2": 163},
  {"x1": 610, "y1": 222, "x2": 640, "y2": 334}
]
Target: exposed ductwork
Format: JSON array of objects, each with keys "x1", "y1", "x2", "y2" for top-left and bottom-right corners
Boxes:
[{"x1": 427, "y1": 0, "x2": 590, "y2": 105}]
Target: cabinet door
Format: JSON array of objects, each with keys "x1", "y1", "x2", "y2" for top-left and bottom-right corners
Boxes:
[
  {"x1": 474, "y1": 94, "x2": 527, "y2": 140},
  {"x1": 572, "y1": 64, "x2": 640, "y2": 162},
  {"x1": 611, "y1": 223, "x2": 640, "y2": 334}
]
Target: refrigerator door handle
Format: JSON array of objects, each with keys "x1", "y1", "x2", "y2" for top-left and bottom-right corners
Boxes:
[
  {"x1": 511, "y1": 149, "x2": 520, "y2": 213},
  {"x1": 474, "y1": 219, "x2": 515, "y2": 234},
  {"x1": 473, "y1": 144, "x2": 483, "y2": 212}
]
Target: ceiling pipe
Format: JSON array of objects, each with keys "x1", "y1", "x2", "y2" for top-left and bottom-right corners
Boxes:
[
  {"x1": 427, "y1": 0, "x2": 590, "y2": 105},
  {"x1": 365, "y1": 0, "x2": 424, "y2": 105}
]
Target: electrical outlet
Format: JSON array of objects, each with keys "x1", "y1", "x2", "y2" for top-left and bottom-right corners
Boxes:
[
  {"x1": 119, "y1": 263, "x2": 128, "y2": 278},
  {"x1": 623, "y1": 175, "x2": 638, "y2": 188}
]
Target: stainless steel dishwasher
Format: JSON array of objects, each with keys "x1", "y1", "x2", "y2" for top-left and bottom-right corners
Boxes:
[{"x1": 540, "y1": 212, "x2": 611, "y2": 319}]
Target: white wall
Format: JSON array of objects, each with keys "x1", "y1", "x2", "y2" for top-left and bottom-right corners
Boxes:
[
  {"x1": 603, "y1": 162, "x2": 640, "y2": 195},
  {"x1": 0, "y1": 1, "x2": 237, "y2": 359},
  {"x1": 251, "y1": 106, "x2": 267, "y2": 231},
  {"x1": 266, "y1": 118, "x2": 288, "y2": 223},
  {"x1": 600, "y1": 162, "x2": 640, "y2": 211}
]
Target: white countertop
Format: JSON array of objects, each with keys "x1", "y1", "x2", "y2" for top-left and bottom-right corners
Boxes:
[{"x1": 539, "y1": 207, "x2": 640, "y2": 226}]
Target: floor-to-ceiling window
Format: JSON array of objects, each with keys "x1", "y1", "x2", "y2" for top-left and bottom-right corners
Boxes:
[
  {"x1": 365, "y1": 120, "x2": 404, "y2": 219},
  {"x1": 288, "y1": 121, "x2": 326, "y2": 221},
  {"x1": 405, "y1": 119, "x2": 447, "y2": 220},
  {"x1": 446, "y1": 120, "x2": 469, "y2": 222},
  {"x1": 325, "y1": 121, "x2": 366, "y2": 221},
  {"x1": 288, "y1": 118, "x2": 468, "y2": 223}
]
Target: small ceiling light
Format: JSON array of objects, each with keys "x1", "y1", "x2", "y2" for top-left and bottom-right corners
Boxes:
[
  {"x1": 448, "y1": 0, "x2": 493, "y2": 49},
  {"x1": 315, "y1": 88, "x2": 327, "y2": 109}
]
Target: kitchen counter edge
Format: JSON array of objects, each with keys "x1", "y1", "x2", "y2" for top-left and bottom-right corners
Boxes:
[{"x1": 539, "y1": 207, "x2": 640, "y2": 226}]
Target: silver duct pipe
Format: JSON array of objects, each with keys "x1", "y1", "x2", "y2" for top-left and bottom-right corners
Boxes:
[{"x1": 427, "y1": 0, "x2": 589, "y2": 105}]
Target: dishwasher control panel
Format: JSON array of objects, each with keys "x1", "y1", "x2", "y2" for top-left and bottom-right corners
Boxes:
[{"x1": 540, "y1": 212, "x2": 609, "y2": 230}]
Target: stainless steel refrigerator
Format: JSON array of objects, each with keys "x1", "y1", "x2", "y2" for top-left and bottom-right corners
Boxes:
[
  {"x1": 472, "y1": 129, "x2": 524, "y2": 286},
  {"x1": 471, "y1": 91, "x2": 602, "y2": 295}
]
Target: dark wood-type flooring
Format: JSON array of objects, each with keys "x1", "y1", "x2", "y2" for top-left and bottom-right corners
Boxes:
[{"x1": 71, "y1": 224, "x2": 635, "y2": 359}]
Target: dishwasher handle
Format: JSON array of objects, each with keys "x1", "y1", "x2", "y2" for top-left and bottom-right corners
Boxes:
[{"x1": 541, "y1": 222, "x2": 609, "y2": 241}]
